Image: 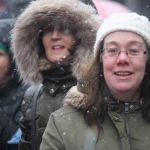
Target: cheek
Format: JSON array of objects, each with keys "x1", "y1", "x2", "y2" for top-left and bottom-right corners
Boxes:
[
  {"x1": 0, "y1": 59, "x2": 10, "y2": 69},
  {"x1": 42, "y1": 36, "x2": 49, "y2": 49},
  {"x1": 42, "y1": 37, "x2": 51, "y2": 57},
  {"x1": 136, "y1": 62, "x2": 146, "y2": 80},
  {"x1": 102, "y1": 57, "x2": 113, "y2": 74},
  {"x1": 103, "y1": 65, "x2": 112, "y2": 84},
  {"x1": 133, "y1": 58, "x2": 147, "y2": 73},
  {"x1": 0, "y1": 57, "x2": 10, "y2": 77},
  {"x1": 66, "y1": 36, "x2": 75, "y2": 48}
]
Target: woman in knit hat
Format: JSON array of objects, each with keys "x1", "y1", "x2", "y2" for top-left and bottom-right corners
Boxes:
[
  {"x1": 11, "y1": 0, "x2": 101, "y2": 150},
  {"x1": 0, "y1": 19, "x2": 29, "y2": 150},
  {"x1": 40, "y1": 13, "x2": 150, "y2": 150}
]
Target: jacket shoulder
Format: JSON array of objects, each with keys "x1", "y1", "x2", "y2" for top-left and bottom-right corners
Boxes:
[
  {"x1": 52, "y1": 105, "x2": 78, "y2": 118},
  {"x1": 63, "y1": 85, "x2": 87, "y2": 109},
  {"x1": 24, "y1": 86, "x2": 35, "y2": 101},
  {"x1": 22, "y1": 85, "x2": 44, "y2": 111},
  {"x1": 24, "y1": 84, "x2": 43, "y2": 101}
]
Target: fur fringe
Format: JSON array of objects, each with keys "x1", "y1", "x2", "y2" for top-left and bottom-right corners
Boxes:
[{"x1": 63, "y1": 86, "x2": 87, "y2": 109}]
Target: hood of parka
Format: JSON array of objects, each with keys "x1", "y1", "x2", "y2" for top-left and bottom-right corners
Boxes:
[{"x1": 11, "y1": 0, "x2": 101, "y2": 86}]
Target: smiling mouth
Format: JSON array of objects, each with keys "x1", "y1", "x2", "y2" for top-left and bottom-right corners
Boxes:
[
  {"x1": 115, "y1": 72, "x2": 132, "y2": 76},
  {"x1": 52, "y1": 45, "x2": 64, "y2": 49}
]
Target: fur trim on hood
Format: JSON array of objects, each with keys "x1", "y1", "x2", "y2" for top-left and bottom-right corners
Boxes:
[
  {"x1": 63, "y1": 86, "x2": 87, "y2": 109},
  {"x1": 11, "y1": 0, "x2": 101, "y2": 86}
]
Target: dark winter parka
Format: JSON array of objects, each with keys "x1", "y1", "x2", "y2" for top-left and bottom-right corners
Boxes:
[
  {"x1": 11, "y1": 0, "x2": 101, "y2": 150},
  {"x1": 0, "y1": 19, "x2": 28, "y2": 150}
]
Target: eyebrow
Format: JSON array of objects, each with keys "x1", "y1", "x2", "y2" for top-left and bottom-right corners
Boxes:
[
  {"x1": 127, "y1": 41, "x2": 143, "y2": 47},
  {"x1": 105, "y1": 40, "x2": 144, "y2": 47}
]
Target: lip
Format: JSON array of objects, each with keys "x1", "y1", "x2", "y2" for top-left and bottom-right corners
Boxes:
[
  {"x1": 114, "y1": 71, "x2": 133, "y2": 79},
  {"x1": 52, "y1": 45, "x2": 64, "y2": 49},
  {"x1": 52, "y1": 45, "x2": 64, "y2": 50}
]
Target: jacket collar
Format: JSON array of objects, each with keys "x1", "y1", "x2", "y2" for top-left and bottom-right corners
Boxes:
[
  {"x1": 43, "y1": 68, "x2": 76, "y2": 97},
  {"x1": 43, "y1": 79, "x2": 76, "y2": 97},
  {"x1": 63, "y1": 82, "x2": 143, "y2": 112}
]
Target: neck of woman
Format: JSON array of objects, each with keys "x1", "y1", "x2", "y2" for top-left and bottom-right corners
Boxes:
[{"x1": 111, "y1": 88, "x2": 141, "y2": 103}]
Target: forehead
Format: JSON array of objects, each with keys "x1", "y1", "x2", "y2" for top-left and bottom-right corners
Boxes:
[{"x1": 103, "y1": 31, "x2": 146, "y2": 47}]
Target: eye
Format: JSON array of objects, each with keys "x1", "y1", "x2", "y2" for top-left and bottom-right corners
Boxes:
[
  {"x1": 43, "y1": 27, "x2": 53, "y2": 34},
  {"x1": 107, "y1": 48, "x2": 118, "y2": 54},
  {"x1": 128, "y1": 48, "x2": 140, "y2": 54}
]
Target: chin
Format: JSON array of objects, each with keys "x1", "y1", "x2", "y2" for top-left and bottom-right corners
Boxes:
[
  {"x1": 113, "y1": 84, "x2": 132, "y2": 92},
  {"x1": 115, "y1": 87, "x2": 132, "y2": 93},
  {"x1": 50, "y1": 58, "x2": 62, "y2": 63}
]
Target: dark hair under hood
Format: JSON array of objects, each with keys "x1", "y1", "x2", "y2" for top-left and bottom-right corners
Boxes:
[
  {"x1": 11, "y1": 0, "x2": 101, "y2": 86},
  {"x1": 0, "y1": 19, "x2": 21, "y2": 92}
]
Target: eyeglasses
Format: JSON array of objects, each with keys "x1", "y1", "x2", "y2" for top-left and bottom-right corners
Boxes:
[{"x1": 101, "y1": 48, "x2": 147, "y2": 58}]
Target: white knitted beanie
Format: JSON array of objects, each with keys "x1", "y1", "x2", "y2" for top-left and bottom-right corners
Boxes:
[{"x1": 94, "y1": 13, "x2": 150, "y2": 55}]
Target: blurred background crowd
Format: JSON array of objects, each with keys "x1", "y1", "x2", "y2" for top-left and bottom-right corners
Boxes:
[{"x1": 1, "y1": 0, "x2": 150, "y2": 20}]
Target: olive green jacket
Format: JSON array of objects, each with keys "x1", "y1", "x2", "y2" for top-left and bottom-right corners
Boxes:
[{"x1": 40, "y1": 86, "x2": 150, "y2": 150}]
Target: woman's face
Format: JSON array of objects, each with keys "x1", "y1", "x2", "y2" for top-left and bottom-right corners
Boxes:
[
  {"x1": 0, "y1": 49, "x2": 10, "y2": 78},
  {"x1": 102, "y1": 31, "x2": 148, "y2": 102},
  {"x1": 42, "y1": 26, "x2": 75, "y2": 63}
]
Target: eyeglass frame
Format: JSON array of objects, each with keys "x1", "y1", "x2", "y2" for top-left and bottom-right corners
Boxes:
[{"x1": 100, "y1": 48, "x2": 147, "y2": 58}]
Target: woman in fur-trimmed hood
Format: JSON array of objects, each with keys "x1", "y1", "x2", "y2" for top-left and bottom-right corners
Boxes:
[
  {"x1": 11, "y1": 0, "x2": 101, "y2": 150},
  {"x1": 11, "y1": 0, "x2": 100, "y2": 86}
]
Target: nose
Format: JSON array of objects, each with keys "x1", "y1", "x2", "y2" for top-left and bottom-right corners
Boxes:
[
  {"x1": 51, "y1": 29, "x2": 61, "y2": 40},
  {"x1": 116, "y1": 51, "x2": 130, "y2": 65}
]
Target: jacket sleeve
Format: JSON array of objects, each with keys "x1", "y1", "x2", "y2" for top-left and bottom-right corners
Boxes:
[
  {"x1": 18, "y1": 87, "x2": 35, "y2": 150},
  {"x1": 0, "y1": 85, "x2": 29, "y2": 149},
  {"x1": 0, "y1": 109, "x2": 19, "y2": 148},
  {"x1": 40, "y1": 113, "x2": 65, "y2": 150}
]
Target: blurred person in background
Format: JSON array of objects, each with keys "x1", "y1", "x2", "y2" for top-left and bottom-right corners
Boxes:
[
  {"x1": 0, "y1": 0, "x2": 11, "y2": 18},
  {"x1": 5, "y1": 0, "x2": 31, "y2": 18},
  {"x1": 0, "y1": 19, "x2": 29, "y2": 150},
  {"x1": 11, "y1": 0, "x2": 101, "y2": 150},
  {"x1": 40, "y1": 12, "x2": 150, "y2": 150},
  {"x1": 1, "y1": 0, "x2": 97, "y2": 18}
]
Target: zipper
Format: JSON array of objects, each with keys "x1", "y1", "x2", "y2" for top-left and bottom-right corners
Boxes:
[{"x1": 125, "y1": 103, "x2": 129, "y2": 135}]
